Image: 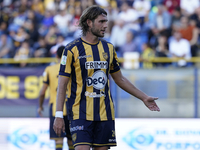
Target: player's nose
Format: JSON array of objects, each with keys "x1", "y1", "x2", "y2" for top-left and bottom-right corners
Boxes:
[{"x1": 103, "y1": 22, "x2": 108, "y2": 29}]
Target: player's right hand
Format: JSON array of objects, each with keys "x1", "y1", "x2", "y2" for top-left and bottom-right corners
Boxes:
[
  {"x1": 53, "y1": 117, "x2": 65, "y2": 137},
  {"x1": 37, "y1": 107, "x2": 43, "y2": 117}
]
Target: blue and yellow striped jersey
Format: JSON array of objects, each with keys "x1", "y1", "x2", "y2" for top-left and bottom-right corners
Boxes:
[
  {"x1": 59, "y1": 38, "x2": 120, "y2": 121},
  {"x1": 43, "y1": 63, "x2": 67, "y2": 116}
]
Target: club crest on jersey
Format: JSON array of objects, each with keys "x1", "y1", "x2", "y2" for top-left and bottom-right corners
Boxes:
[
  {"x1": 61, "y1": 55, "x2": 67, "y2": 65},
  {"x1": 103, "y1": 52, "x2": 108, "y2": 60},
  {"x1": 72, "y1": 133, "x2": 77, "y2": 142}
]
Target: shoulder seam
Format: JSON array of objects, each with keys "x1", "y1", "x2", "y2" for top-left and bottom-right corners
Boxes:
[
  {"x1": 65, "y1": 38, "x2": 81, "y2": 49},
  {"x1": 65, "y1": 38, "x2": 82, "y2": 55}
]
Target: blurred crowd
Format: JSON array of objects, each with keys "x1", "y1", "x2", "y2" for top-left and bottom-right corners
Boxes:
[{"x1": 1, "y1": 0, "x2": 200, "y2": 68}]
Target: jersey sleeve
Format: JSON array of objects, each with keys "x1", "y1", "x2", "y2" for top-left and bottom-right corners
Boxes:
[
  {"x1": 59, "y1": 47, "x2": 74, "y2": 77},
  {"x1": 43, "y1": 67, "x2": 49, "y2": 84},
  {"x1": 110, "y1": 47, "x2": 120, "y2": 74}
]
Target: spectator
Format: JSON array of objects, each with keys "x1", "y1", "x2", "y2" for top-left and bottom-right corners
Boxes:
[
  {"x1": 163, "y1": 0, "x2": 180, "y2": 14},
  {"x1": 53, "y1": 8, "x2": 72, "y2": 36},
  {"x1": 66, "y1": 0, "x2": 79, "y2": 10},
  {"x1": 190, "y1": 7, "x2": 200, "y2": 52},
  {"x1": 105, "y1": 4, "x2": 118, "y2": 37},
  {"x1": 169, "y1": 31, "x2": 191, "y2": 67},
  {"x1": 45, "y1": 25, "x2": 59, "y2": 52},
  {"x1": 24, "y1": 20, "x2": 39, "y2": 47},
  {"x1": 54, "y1": 0, "x2": 68, "y2": 12},
  {"x1": 148, "y1": 4, "x2": 171, "y2": 47},
  {"x1": 180, "y1": 0, "x2": 200, "y2": 16},
  {"x1": 0, "y1": 7, "x2": 11, "y2": 26},
  {"x1": 179, "y1": 16, "x2": 199, "y2": 57},
  {"x1": 0, "y1": 22, "x2": 8, "y2": 35},
  {"x1": 120, "y1": 30, "x2": 138, "y2": 56},
  {"x1": 50, "y1": 34, "x2": 69, "y2": 57},
  {"x1": 118, "y1": 2, "x2": 140, "y2": 31},
  {"x1": 140, "y1": 43, "x2": 155, "y2": 69},
  {"x1": 43, "y1": 0, "x2": 57, "y2": 11},
  {"x1": 0, "y1": 34, "x2": 13, "y2": 59},
  {"x1": 25, "y1": 9, "x2": 40, "y2": 29},
  {"x1": 133, "y1": 0, "x2": 151, "y2": 27},
  {"x1": 95, "y1": 0, "x2": 109, "y2": 7},
  {"x1": 110, "y1": 19, "x2": 129, "y2": 53},
  {"x1": 116, "y1": 0, "x2": 133, "y2": 8},
  {"x1": 31, "y1": 0, "x2": 45, "y2": 15},
  {"x1": 10, "y1": 27, "x2": 29, "y2": 50},
  {"x1": 41, "y1": 10, "x2": 54, "y2": 29},
  {"x1": 33, "y1": 36, "x2": 49, "y2": 58},
  {"x1": 30, "y1": 1, "x2": 44, "y2": 25},
  {"x1": 80, "y1": 0, "x2": 96, "y2": 11},
  {"x1": 68, "y1": 5, "x2": 82, "y2": 36},
  {"x1": 12, "y1": 7, "x2": 27, "y2": 27},
  {"x1": 0, "y1": 0, "x2": 12, "y2": 7},
  {"x1": 120, "y1": 30, "x2": 140, "y2": 69},
  {"x1": 16, "y1": 0, "x2": 32, "y2": 12},
  {"x1": 14, "y1": 40, "x2": 32, "y2": 67},
  {"x1": 149, "y1": 4, "x2": 171, "y2": 36},
  {"x1": 155, "y1": 35, "x2": 170, "y2": 67},
  {"x1": 190, "y1": 6, "x2": 200, "y2": 29},
  {"x1": 171, "y1": 6, "x2": 182, "y2": 28}
]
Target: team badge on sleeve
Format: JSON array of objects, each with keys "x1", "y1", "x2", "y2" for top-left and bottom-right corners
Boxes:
[{"x1": 61, "y1": 55, "x2": 67, "y2": 65}]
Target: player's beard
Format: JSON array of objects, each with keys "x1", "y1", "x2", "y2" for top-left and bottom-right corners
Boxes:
[{"x1": 91, "y1": 24, "x2": 104, "y2": 38}]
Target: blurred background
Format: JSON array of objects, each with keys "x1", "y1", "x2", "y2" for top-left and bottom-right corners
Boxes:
[{"x1": 1, "y1": 0, "x2": 200, "y2": 150}]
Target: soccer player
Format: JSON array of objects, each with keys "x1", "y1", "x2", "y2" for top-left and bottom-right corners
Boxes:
[
  {"x1": 53, "y1": 5, "x2": 160, "y2": 150},
  {"x1": 38, "y1": 45, "x2": 74, "y2": 150}
]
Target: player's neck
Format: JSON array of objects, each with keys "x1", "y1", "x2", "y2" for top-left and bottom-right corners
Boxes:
[{"x1": 82, "y1": 33, "x2": 99, "y2": 44}]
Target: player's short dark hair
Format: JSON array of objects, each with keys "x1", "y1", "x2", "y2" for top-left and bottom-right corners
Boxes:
[
  {"x1": 57, "y1": 46, "x2": 65, "y2": 58},
  {"x1": 78, "y1": 5, "x2": 107, "y2": 36}
]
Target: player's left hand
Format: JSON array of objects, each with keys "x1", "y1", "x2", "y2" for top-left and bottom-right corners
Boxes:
[
  {"x1": 143, "y1": 96, "x2": 160, "y2": 111},
  {"x1": 37, "y1": 107, "x2": 43, "y2": 117}
]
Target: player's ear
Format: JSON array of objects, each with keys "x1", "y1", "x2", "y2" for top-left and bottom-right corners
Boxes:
[{"x1": 87, "y1": 19, "x2": 92, "y2": 28}]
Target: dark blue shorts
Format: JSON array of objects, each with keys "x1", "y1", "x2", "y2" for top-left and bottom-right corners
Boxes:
[
  {"x1": 49, "y1": 104, "x2": 71, "y2": 140},
  {"x1": 70, "y1": 119, "x2": 117, "y2": 148}
]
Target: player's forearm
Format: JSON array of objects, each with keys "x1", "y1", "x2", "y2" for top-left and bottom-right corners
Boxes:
[
  {"x1": 115, "y1": 76, "x2": 149, "y2": 101},
  {"x1": 39, "y1": 84, "x2": 48, "y2": 108},
  {"x1": 56, "y1": 77, "x2": 68, "y2": 111},
  {"x1": 39, "y1": 94, "x2": 45, "y2": 108}
]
